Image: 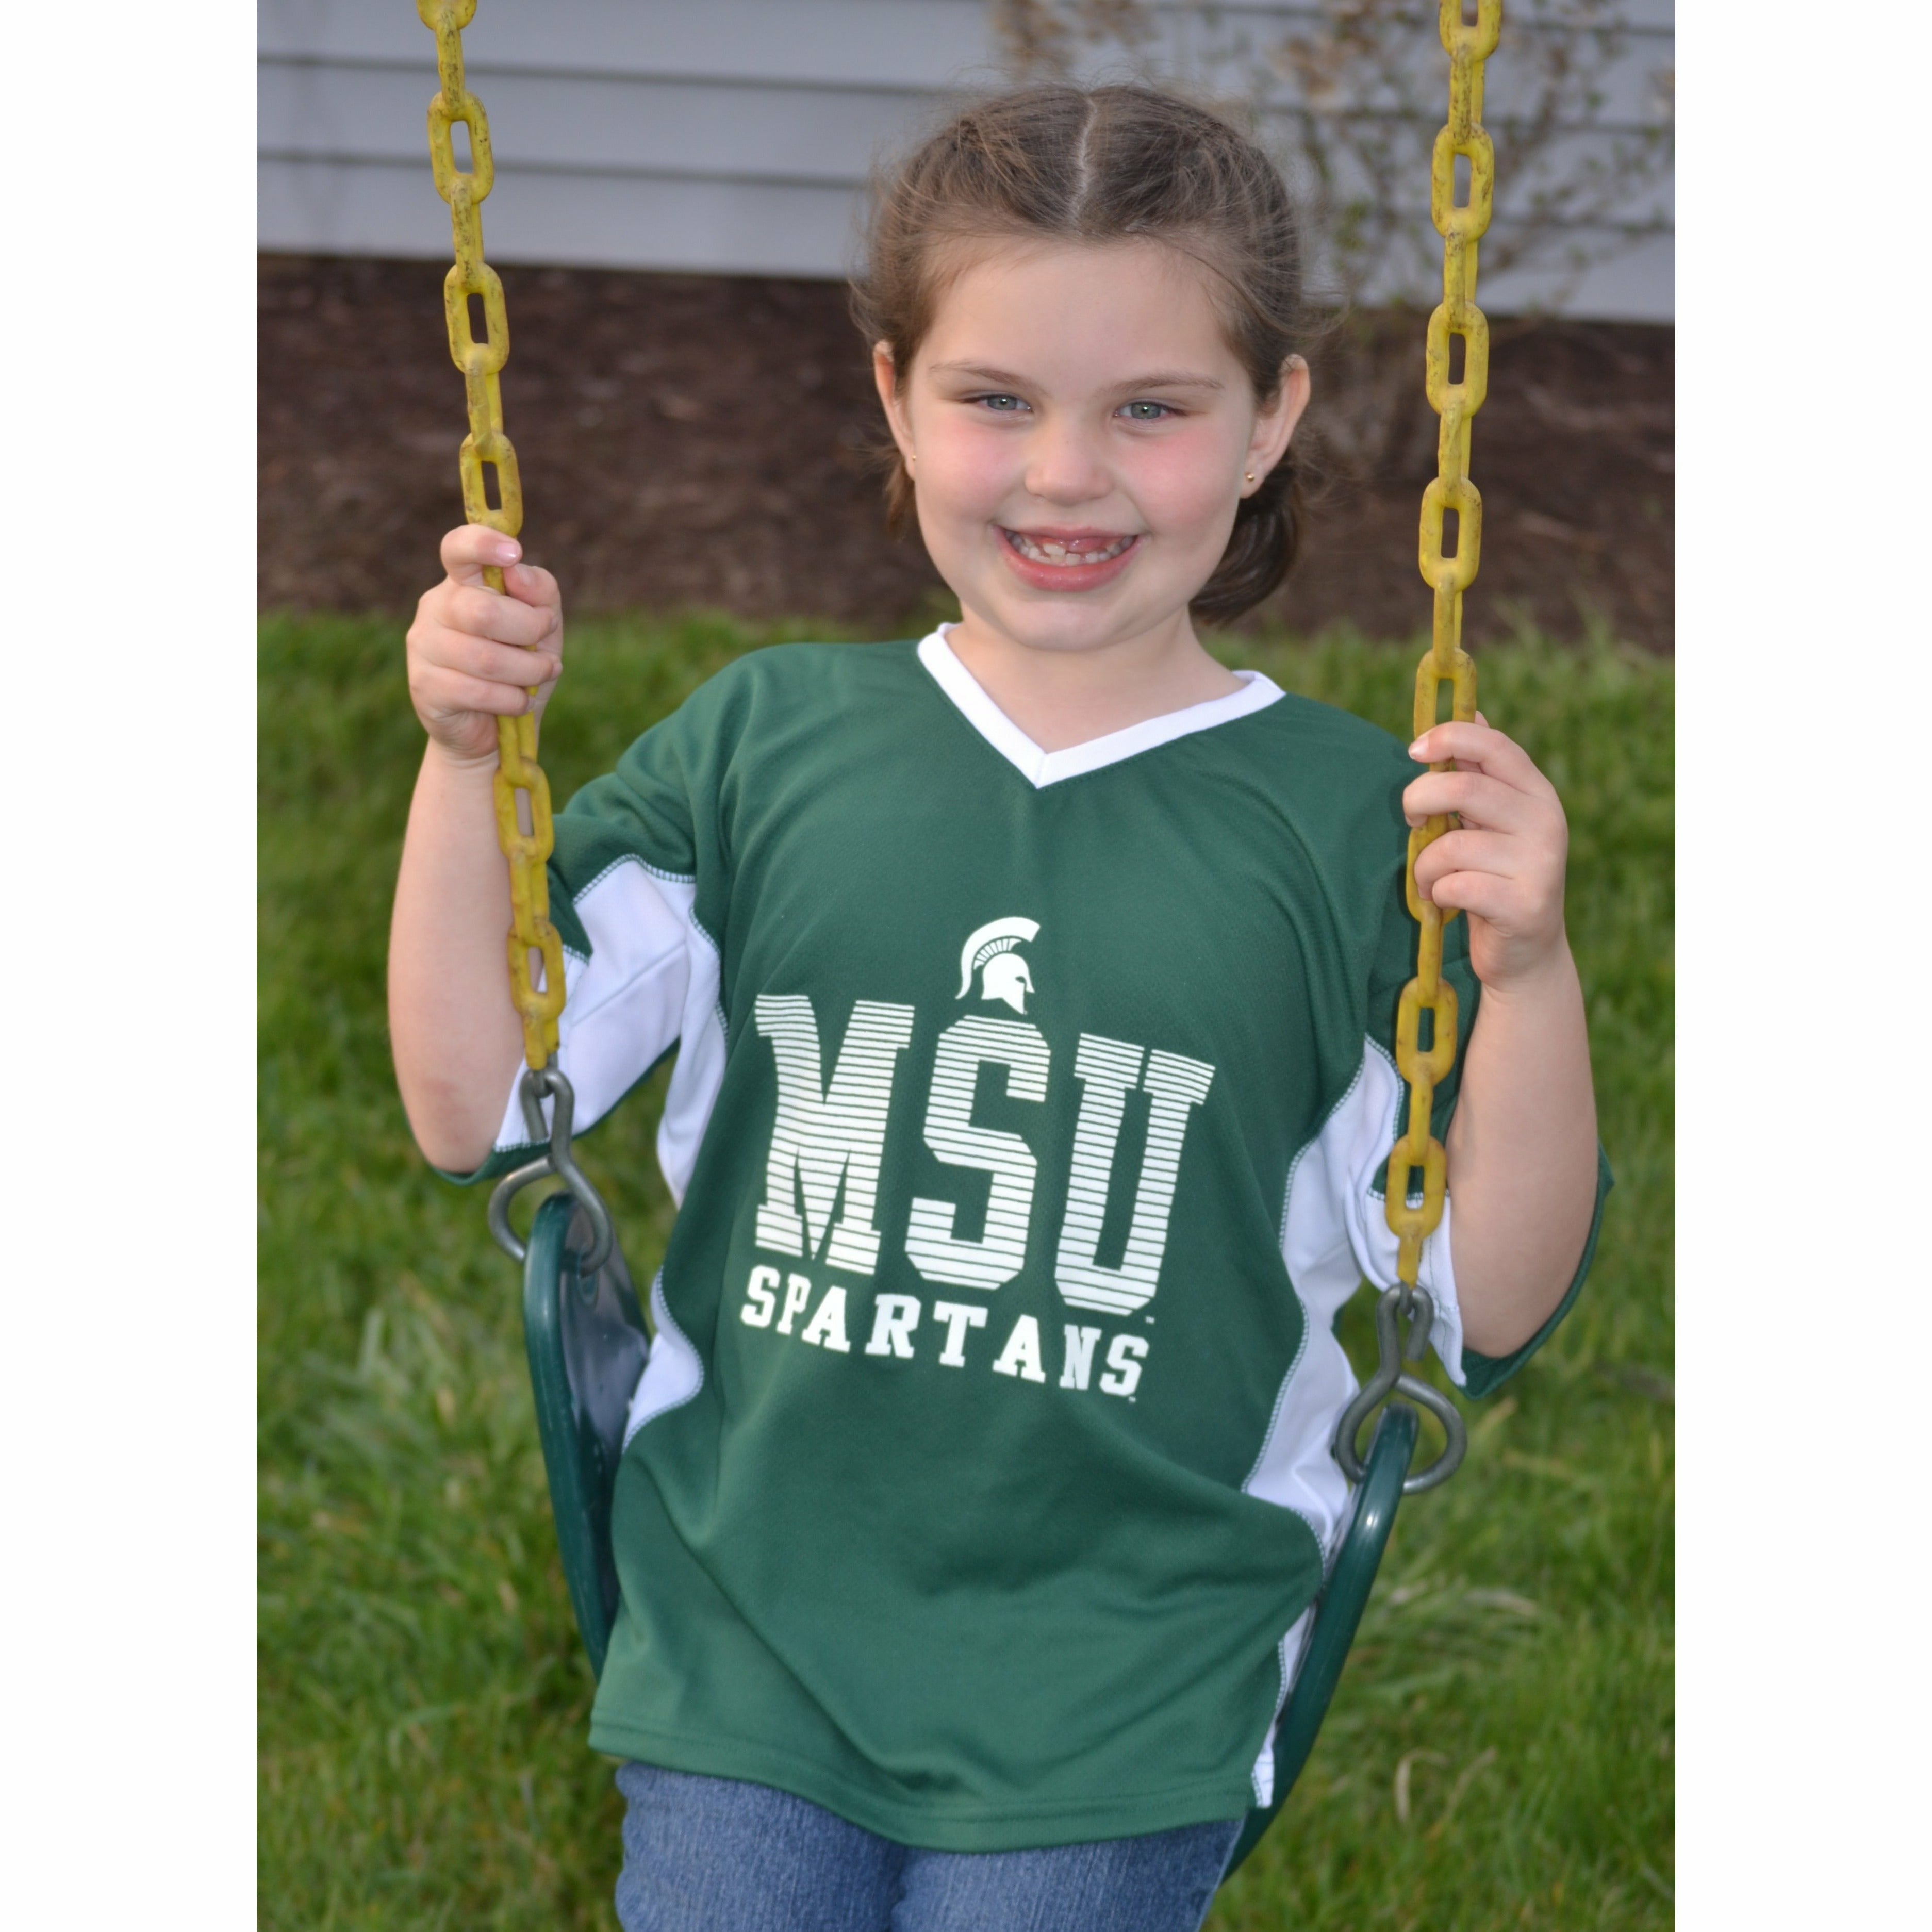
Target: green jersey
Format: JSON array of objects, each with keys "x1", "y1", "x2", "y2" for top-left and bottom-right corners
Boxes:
[{"x1": 467, "y1": 631, "x2": 1599, "y2": 1850}]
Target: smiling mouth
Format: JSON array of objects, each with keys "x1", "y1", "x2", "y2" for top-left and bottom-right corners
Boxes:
[{"x1": 1001, "y1": 528, "x2": 1138, "y2": 567}]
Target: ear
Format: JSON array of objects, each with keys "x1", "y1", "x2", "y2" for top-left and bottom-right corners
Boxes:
[
  {"x1": 872, "y1": 341, "x2": 915, "y2": 463},
  {"x1": 1243, "y1": 354, "x2": 1312, "y2": 494}
]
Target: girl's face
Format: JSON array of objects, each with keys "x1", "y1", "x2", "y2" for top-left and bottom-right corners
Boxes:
[{"x1": 874, "y1": 239, "x2": 1308, "y2": 658}]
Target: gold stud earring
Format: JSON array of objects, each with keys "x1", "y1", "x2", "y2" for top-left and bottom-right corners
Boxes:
[{"x1": 1245, "y1": 470, "x2": 1257, "y2": 484}]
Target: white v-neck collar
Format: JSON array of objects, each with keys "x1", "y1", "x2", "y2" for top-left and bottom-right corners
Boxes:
[{"x1": 916, "y1": 627, "x2": 1284, "y2": 789}]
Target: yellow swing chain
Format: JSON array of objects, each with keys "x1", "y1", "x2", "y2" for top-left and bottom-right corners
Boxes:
[
  {"x1": 1339, "y1": 0, "x2": 1500, "y2": 1493},
  {"x1": 421, "y1": 1, "x2": 616, "y2": 1274},
  {"x1": 419, "y1": 0, "x2": 564, "y2": 1075},
  {"x1": 1384, "y1": 0, "x2": 1499, "y2": 1285}
]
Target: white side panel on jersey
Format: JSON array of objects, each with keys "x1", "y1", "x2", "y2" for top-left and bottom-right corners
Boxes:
[
  {"x1": 1245, "y1": 1037, "x2": 1465, "y2": 1528},
  {"x1": 624, "y1": 1269, "x2": 705, "y2": 1449},
  {"x1": 484, "y1": 859, "x2": 728, "y2": 1208},
  {"x1": 488, "y1": 858, "x2": 690, "y2": 1144},
  {"x1": 1330, "y1": 1041, "x2": 1465, "y2": 1381},
  {"x1": 1249, "y1": 1604, "x2": 1316, "y2": 1808},
  {"x1": 1242, "y1": 1037, "x2": 1463, "y2": 1802},
  {"x1": 651, "y1": 874, "x2": 728, "y2": 1204}
]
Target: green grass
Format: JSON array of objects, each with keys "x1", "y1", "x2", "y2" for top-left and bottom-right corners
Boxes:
[{"x1": 259, "y1": 611, "x2": 1672, "y2": 1930}]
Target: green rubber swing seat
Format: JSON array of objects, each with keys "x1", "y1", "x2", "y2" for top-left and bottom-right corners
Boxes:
[{"x1": 521, "y1": 1192, "x2": 1419, "y2": 1880}]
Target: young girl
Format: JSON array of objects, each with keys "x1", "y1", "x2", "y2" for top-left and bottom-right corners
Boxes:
[{"x1": 390, "y1": 85, "x2": 1601, "y2": 1932}]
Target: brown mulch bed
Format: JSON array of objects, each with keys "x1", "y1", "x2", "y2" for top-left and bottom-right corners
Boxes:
[{"x1": 259, "y1": 253, "x2": 1672, "y2": 649}]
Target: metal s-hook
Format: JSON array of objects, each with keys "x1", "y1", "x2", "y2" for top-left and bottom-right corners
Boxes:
[
  {"x1": 485, "y1": 1062, "x2": 616, "y2": 1275},
  {"x1": 1332, "y1": 1284, "x2": 1467, "y2": 1495}
]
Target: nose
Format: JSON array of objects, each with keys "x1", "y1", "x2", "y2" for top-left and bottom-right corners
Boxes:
[{"x1": 1022, "y1": 414, "x2": 1112, "y2": 508}]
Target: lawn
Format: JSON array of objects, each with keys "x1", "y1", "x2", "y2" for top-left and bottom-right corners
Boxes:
[{"x1": 259, "y1": 610, "x2": 1672, "y2": 1930}]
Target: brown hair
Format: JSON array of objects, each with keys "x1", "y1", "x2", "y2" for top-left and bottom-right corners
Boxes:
[{"x1": 851, "y1": 84, "x2": 1309, "y2": 625}]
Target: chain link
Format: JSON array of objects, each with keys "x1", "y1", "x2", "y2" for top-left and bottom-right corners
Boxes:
[
  {"x1": 1385, "y1": 0, "x2": 1501, "y2": 1289},
  {"x1": 419, "y1": 0, "x2": 562, "y2": 1071}
]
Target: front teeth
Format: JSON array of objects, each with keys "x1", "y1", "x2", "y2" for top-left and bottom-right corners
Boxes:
[{"x1": 1008, "y1": 531, "x2": 1134, "y2": 566}]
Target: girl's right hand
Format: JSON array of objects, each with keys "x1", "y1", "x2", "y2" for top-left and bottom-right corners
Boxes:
[{"x1": 406, "y1": 525, "x2": 565, "y2": 766}]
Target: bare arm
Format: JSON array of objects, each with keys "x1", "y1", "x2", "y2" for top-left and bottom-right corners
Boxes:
[
  {"x1": 388, "y1": 526, "x2": 565, "y2": 1171},
  {"x1": 1406, "y1": 719, "x2": 1599, "y2": 1358}
]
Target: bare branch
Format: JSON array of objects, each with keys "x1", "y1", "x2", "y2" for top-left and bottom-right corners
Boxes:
[{"x1": 988, "y1": 2, "x2": 1675, "y2": 311}]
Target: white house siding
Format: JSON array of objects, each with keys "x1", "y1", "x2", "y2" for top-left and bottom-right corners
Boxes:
[{"x1": 258, "y1": 1, "x2": 1673, "y2": 320}]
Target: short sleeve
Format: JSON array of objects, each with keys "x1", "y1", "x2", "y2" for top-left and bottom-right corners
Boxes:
[
  {"x1": 1457, "y1": 1143, "x2": 1613, "y2": 1399},
  {"x1": 438, "y1": 698, "x2": 726, "y2": 1187},
  {"x1": 1340, "y1": 863, "x2": 1607, "y2": 1395}
]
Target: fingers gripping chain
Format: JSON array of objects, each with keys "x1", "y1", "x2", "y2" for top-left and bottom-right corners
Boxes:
[{"x1": 1368, "y1": 0, "x2": 1505, "y2": 1495}]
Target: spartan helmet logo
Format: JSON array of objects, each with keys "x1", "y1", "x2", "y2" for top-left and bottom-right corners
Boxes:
[{"x1": 957, "y1": 917, "x2": 1041, "y2": 1015}]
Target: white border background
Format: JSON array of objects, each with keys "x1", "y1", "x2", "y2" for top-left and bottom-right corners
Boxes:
[
  {"x1": 5, "y1": 5, "x2": 257, "y2": 1924},
  {"x1": 1675, "y1": 4, "x2": 1925, "y2": 1923},
  {"x1": 3, "y1": 3, "x2": 1922, "y2": 1924}
]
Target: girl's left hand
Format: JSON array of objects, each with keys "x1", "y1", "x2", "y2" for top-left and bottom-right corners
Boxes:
[{"x1": 1404, "y1": 717, "x2": 1570, "y2": 993}]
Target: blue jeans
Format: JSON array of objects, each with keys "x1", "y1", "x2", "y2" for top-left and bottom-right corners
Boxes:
[{"x1": 615, "y1": 1764, "x2": 1243, "y2": 1932}]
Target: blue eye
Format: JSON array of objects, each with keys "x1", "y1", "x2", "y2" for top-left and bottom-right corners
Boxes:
[
  {"x1": 1121, "y1": 400, "x2": 1175, "y2": 421},
  {"x1": 975, "y1": 393, "x2": 1028, "y2": 412}
]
